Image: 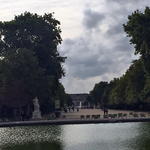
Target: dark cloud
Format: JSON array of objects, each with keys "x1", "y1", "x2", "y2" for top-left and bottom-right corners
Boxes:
[
  {"x1": 61, "y1": 3, "x2": 135, "y2": 80},
  {"x1": 61, "y1": 32, "x2": 133, "y2": 80},
  {"x1": 107, "y1": 0, "x2": 144, "y2": 4},
  {"x1": 115, "y1": 36, "x2": 133, "y2": 52},
  {"x1": 83, "y1": 9, "x2": 105, "y2": 29},
  {"x1": 106, "y1": 24, "x2": 123, "y2": 36}
]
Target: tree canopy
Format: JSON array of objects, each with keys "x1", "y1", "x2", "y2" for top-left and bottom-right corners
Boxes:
[
  {"x1": 0, "y1": 12, "x2": 67, "y2": 119},
  {"x1": 89, "y1": 7, "x2": 150, "y2": 111},
  {"x1": 0, "y1": 12, "x2": 65, "y2": 79},
  {"x1": 124, "y1": 7, "x2": 150, "y2": 73}
]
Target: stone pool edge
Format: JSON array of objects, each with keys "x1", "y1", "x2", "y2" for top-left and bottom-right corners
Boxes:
[{"x1": 0, "y1": 118, "x2": 150, "y2": 127}]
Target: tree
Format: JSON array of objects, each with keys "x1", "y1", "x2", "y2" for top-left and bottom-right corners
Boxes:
[
  {"x1": 0, "y1": 12, "x2": 65, "y2": 80},
  {"x1": 0, "y1": 48, "x2": 44, "y2": 119},
  {"x1": 123, "y1": 7, "x2": 150, "y2": 73},
  {"x1": 90, "y1": 81, "x2": 108, "y2": 107},
  {"x1": 89, "y1": 7, "x2": 150, "y2": 111},
  {"x1": 0, "y1": 12, "x2": 66, "y2": 118}
]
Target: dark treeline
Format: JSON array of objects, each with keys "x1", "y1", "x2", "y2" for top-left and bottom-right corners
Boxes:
[
  {"x1": 89, "y1": 7, "x2": 150, "y2": 111},
  {"x1": 0, "y1": 12, "x2": 71, "y2": 120}
]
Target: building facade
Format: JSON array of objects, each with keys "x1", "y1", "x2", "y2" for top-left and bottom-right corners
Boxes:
[{"x1": 69, "y1": 93, "x2": 90, "y2": 108}]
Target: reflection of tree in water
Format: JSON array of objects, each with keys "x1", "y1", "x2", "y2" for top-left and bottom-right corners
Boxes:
[
  {"x1": 3, "y1": 141, "x2": 63, "y2": 150},
  {"x1": 133, "y1": 123, "x2": 150, "y2": 150},
  {"x1": 1, "y1": 123, "x2": 150, "y2": 150},
  {"x1": 0, "y1": 126, "x2": 64, "y2": 150}
]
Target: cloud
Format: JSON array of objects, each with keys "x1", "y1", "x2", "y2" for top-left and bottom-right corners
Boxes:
[
  {"x1": 61, "y1": 29, "x2": 133, "y2": 81},
  {"x1": 106, "y1": 24, "x2": 123, "y2": 36},
  {"x1": 61, "y1": 0, "x2": 149, "y2": 93},
  {"x1": 107, "y1": 0, "x2": 144, "y2": 4},
  {"x1": 0, "y1": 0, "x2": 149, "y2": 93},
  {"x1": 83, "y1": 9, "x2": 105, "y2": 29}
]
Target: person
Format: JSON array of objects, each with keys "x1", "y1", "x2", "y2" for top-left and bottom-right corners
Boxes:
[
  {"x1": 68, "y1": 106, "x2": 71, "y2": 112},
  {"x1": 64, "y1": 107, "x2": 67, "y2": 113},
  {"x1": 103, "y1": 107, "x2": 108, "y2": 117},
  {"x1": 72, "y1": 106, "x2": 74, "y2": 112}
]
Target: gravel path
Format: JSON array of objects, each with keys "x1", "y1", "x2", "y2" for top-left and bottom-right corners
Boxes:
[{"x1": 61, "y1": 109, "x2": 150, "y2": 119}]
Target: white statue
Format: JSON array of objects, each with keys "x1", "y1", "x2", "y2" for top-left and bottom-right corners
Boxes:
[{"x1": 32, "y1": 97, "x2": 42, "y2": 120}]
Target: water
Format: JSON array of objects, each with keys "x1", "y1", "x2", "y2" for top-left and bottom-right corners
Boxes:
[{"x1": 0, "y1": 122, "x2": 149, "y2": 150}]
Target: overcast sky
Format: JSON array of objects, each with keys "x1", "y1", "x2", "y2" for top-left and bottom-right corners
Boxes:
[{"x1": 0, "y1": 0, "x2": 150, "y2": 93}]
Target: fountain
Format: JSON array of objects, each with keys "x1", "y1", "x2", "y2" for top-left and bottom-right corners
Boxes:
[{"x1": 32, "y1": 97, "x2": 42, "y2": 120}]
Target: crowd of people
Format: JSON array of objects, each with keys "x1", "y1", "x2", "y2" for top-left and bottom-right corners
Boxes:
[{"x1": 63, "y1": 106, "x2": 79, "y2": 113}]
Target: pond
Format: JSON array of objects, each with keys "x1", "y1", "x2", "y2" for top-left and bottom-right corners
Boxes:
[{"x1": 0, "y1": 122, "x2": 149, "y2": 150}]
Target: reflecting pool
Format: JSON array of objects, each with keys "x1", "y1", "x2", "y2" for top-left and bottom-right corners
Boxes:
[{"x1": 0, "y1": 122, "x2": 149, "y2": 150}]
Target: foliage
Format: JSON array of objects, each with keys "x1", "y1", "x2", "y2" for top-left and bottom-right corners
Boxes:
[
  {"x1": 89, "y1": 7, "x2": 150, "y2": 111},
  {"x1": 124, "y1": 7, "x2": 150, "y2": 73},
  {"x1": 0, "y1": 12, "x2": 65, "y2": 79},
  {"x1": 90, "y1": 58, "x2": 149, "y2": 110},
  {"x1": 0, "y1": 12, "x2": 68, "y2": 119},
  {"x1": 90, "y1": 82, "x2": 108, "y2": 106}
]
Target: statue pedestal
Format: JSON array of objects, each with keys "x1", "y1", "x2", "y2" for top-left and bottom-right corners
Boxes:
[
  {"x1": 32, "y1": 110, "x2": 42, "y2": 119},
  {"x1": 32, "y1": 97, "x2": 42, "y2": 120}
]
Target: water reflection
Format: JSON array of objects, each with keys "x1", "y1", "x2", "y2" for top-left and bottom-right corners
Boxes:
[
  {"x1": 0, "y1": 123, "x2": 149, "y2": 150},
  {"x1": 134, "y1": 123, "x2": 150, "y2": 150},
  {"x1": 2, "y1": 142, "x2": 63, "y2": 150},
  {"x1": 62, "y1": 123, "x2": 150, "y2": 150},
  {"x1": 0, "y1": 126, "x2": 63, "y2": 150},
  {"x1": 62, "y1": 123, "x2": 140, "y2": 150}
]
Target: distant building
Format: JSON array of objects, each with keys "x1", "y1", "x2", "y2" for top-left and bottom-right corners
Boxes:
[{"x1": 69, "y1": 93, "x2": 90, "y2": 108}]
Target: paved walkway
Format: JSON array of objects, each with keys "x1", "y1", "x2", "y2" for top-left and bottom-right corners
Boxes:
[
  {"x1": 0, "y1": 109, "x2": 149, "y2": 128},
  {"x1": 61, "y1": 109, "x2": 150, "y2": 119}
]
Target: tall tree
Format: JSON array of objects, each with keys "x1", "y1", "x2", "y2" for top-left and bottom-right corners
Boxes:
[
  {"x1": 124, "y1": 7, "x2": 150, "y2": 73},
  {"x1": 0, "y1": 12, "x2": 66, "y2": 118},
  {"x1": 0, "y1": 12, "x2": 65, "y2": 80},
  {"x1": 90, "y1": 81, "x2": 108, "y2": 107},
  {"x1": 89, "y1": 7, "x2": 150, "y2": 111}
]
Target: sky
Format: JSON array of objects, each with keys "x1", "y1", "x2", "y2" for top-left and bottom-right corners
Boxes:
[{"x1": 0, "y1": 0, "x2": 150, "y2": 94}]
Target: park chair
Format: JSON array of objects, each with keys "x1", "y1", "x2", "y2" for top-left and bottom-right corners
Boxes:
[
  {"x1": 118, "y1": 113, "x2": 123, "y2": 118},
  {"x1": 86, "y1": 115, "x2": 90, "y2": 119},
  {"x1": 80, "y1": 115, "x2": 85, "y2": 119},
  {"x1": 96, "y1": 115, "x2": 100, "y2": 119},
  {"x1": 103, "y1": 114, "x2": 108, "y2": 118},
  {"x1": 91, "y1": 115, "x2": 96, "y2": 119},
  {"x1": 109, "y1": 114, "x2": 117, "y2": 119},
  {"x1": 133, "y1": 113, "x2": 138, "y2": 118},
  {"x1": 140, "y1": 113, "x2": 145, "y2": 117},
  {"x1": 109, "y1": 114, "x2": 116, "y2": 119},
  {"x1": 111, "y1": 114, "x2": 115, "y2": 119},
  {"x1": 123, "y1": 113, "x2": 127, "y2": 118},
  {"x1": 108, "y1": 114, "x2": 113, "y2": 118},
  {"x1": 94, "y1": 115, "x2": 100, "y2": 119},
  {"x1": 129, "y1": 112, "x2": 133, "y2": 116},
  {"x1": 94, "y1": 115, "x2": 98, "y2": 119},
  {"x1": 114, "y1": 114, "x2": 118, "y2": 118}
]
